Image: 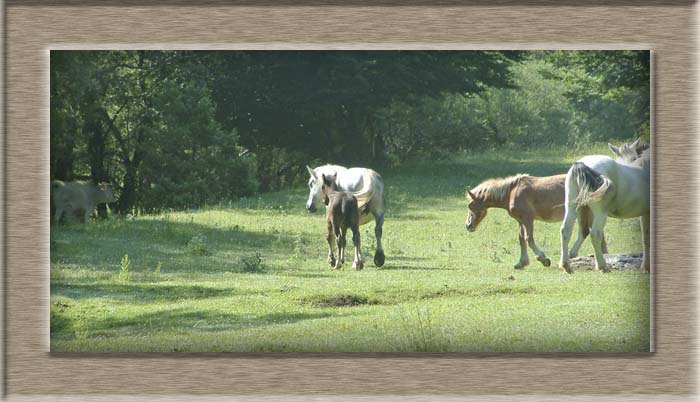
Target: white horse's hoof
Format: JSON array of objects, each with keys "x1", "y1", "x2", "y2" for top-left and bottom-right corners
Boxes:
[
  {"x1": 374, "y1": 250, "x2": 385, "y2": 267},
  {"x1": 560, "y1": 261, "x2": 573, "y2": 274}
]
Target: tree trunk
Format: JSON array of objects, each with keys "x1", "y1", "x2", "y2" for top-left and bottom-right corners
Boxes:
[{"x1": 85, "y1": 107, "x2": 109, "y2": 218}]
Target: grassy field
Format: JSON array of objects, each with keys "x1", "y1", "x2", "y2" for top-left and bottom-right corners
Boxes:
[{"x1": 50, "y1": 144, "x2": 650, "y2": 352}]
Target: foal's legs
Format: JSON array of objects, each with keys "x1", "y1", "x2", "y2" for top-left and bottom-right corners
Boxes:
[
  {"x1": 514, "y1": 224, "x2": 530, "y2": 270},
  {"x1": 351, "y1": 226, "x2": 363, "y2": 270},
  {"x1": 326, "y1": 222, "x2": 336, "y2": 268},
  {"x1": 334, "y1": 227, "x2": 345, "y2": 269},
  {"x1": 373, "y1": 211, "x2": 385, "y2": 267},
  {"x1": 340, "y1": 227, "x2": 348, "y2": 264},
  {"x1": 590, "y1": 211, "x2": 609, "y2": 272},
  {"x1": 522, "y1": 218, "x2": 551, "y2": 267},
  {"x1": 640, "y1": 214, "x2": 651, "y2": 273}
]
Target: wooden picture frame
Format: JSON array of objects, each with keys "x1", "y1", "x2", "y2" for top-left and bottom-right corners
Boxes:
[{"x1": 2, "y1": 1, "x2": 696, "y2": 400}]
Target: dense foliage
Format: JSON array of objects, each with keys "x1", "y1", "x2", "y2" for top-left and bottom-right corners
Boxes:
[{"x1": 50, "y1": 50, "x2": 649, "y2": 213}]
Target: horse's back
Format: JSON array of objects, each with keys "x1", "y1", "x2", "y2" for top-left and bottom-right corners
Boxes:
[
  {"x1": 576, "y1": 154, "x2": 649, "y2": 218},
  {"x1": 514, "y1": 174, "x2": 567, "y2": 222},
  {"x1": 341, "y1": 167, "x2": 384, "y2": 214}
]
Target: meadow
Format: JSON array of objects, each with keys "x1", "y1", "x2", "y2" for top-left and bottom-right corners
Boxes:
[{"x1": 50, "y1": 144, "x2": 650, "y2": 352}]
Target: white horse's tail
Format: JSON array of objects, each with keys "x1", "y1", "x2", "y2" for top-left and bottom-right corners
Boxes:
[
  {"x1": 570, "y1": 162, "x2": 612, "y2": 208},
  {"x1": 352, "y1": 169, "x2": 381, "y2": 214}
]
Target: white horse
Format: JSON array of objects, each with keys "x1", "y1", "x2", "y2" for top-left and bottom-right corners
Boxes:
[
  {"x1": 306, "y1": 165, "x2": 386, "y2": 267},
  {"x1": 559, "y1": 140, "x2": 651, "y2": 273}
]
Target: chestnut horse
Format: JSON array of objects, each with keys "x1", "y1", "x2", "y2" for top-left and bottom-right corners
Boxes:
[
  {"x1": 321, "y1": 173, "x2": 364, "y2": 270},
  {"x1": 466, "y1": 174, "x2": 605, "y2": 269}
]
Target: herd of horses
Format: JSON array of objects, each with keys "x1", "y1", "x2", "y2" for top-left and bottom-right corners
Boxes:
[{"x1": 305, "y1": 139, "x2": 651, "y2": 274}]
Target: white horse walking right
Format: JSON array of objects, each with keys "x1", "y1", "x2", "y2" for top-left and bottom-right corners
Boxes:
[
  {"x1": 306, "y1": 165, "x2": 386, "y2": 267},
  {"x1": 559, "y1": 140, "x2": 651, "y2": 273}
]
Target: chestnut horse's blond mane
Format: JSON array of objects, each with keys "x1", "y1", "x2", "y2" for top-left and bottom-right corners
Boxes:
[{"x1": 471, "y1": 174, "x2": 529, "y2": 202}]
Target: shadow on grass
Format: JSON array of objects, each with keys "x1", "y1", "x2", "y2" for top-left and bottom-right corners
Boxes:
[
  {"x1": 51, "y1": 282, "x2": 243, "y2": 302},
  {"x1": 52, "y1": 305, "x2": 355, "y2": 344},
  {"x1": 380, "y1": 264, "x2": 454, "y2": 271},
  {"x1": 378, "y1": 256, "x2": 449, "y2": 271},
  {"x1": 50, "y1": 218, "x2": 298, "y2": 274}
]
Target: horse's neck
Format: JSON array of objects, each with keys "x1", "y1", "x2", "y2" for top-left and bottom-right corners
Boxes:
[
  {"x1": 484, "y1": 194, "x2": 509, "y2": 210},
  {"x1": 478, "y1": 190, "x2": 509, "y2": 210}
]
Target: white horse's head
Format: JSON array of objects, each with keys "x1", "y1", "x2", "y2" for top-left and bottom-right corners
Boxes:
[{"x1": 306, "y1": 165, "x2": 326, "y2": 213}]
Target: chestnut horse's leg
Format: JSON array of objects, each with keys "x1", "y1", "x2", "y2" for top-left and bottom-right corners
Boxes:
[
  {"x1": 327, "y1": 221, "x2": 336, "y2": 268},
  {"x1": 640, "y1": 214, "x2": 650, "y2": 273},
  {"x1": 351, "y1": 226, "x2": 363, "y2": 270},
  {"x1": 514, "y1": 223, "x2": 530, "y2": 269},
  {"x1": 523, "y1": 218, "x2": 551, "y2": 267},
  {"x1": 571, "y1": 207, "x2": 608, "y2": 258}
]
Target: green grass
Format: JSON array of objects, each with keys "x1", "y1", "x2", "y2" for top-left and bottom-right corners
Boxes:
[{"x1": 50, "y1": 144, "x2": 650, "y2": 352}]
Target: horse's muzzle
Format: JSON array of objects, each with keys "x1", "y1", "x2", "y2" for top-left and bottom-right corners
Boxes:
[
  {"x1": 466, "y1": 224, "x2": 475, "y2": 233},
  {"x1": 306, "y1": 204, "x2": 317, "y2": 213}
]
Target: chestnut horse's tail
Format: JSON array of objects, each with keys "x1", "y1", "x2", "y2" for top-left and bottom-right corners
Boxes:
[{"x1": 570, "y1": 162, "x2": 611, "y2": 208}]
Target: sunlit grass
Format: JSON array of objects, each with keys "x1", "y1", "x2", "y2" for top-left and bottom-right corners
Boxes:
[{"x1": 50, "y1": 143, "x2": 650, "y2": 352}]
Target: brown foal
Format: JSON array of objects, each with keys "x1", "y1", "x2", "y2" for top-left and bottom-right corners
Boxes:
[
  {"x1": 466, "y1": 174, "x2": 606, "y2": 269},
  {"x1": 322, "y1": 173, "x2": 364, "y2": 270}
]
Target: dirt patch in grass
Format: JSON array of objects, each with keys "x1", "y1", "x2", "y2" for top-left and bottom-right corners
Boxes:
[{"x1": 421, "y1": 284, "x2": 536, "y2": 300}]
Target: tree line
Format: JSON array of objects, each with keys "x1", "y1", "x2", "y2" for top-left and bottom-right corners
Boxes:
[{"x1": 50, "y1": 50, "x2": 649, "y2": 214}]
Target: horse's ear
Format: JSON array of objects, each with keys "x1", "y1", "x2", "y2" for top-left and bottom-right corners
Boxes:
[
  {"x1": 306, "y1": 165, "x2": 317, "y2": 180},
  {"x1": 608, "y1": 143, "x2": 620, "y2": 156},
  {"x1": 631, "y1": 138, "x2": 641, "y2": 149},
  {"x1": 466, "y1": 189, "x2": 478, "y2": 200}
]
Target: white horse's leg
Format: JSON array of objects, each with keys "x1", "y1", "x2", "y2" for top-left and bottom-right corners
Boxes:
[
  {"x1": 351, "y1": 227, "x2": 363, "y2": 270},
  {"x1": 640, "y1": 214, "x2": 651, "y2": 273},
  {"x1": 373, "y1": 211, "x2": 385, "y2": 267},
  {"x1": 568, "y1": 214, "x2": 587, "y2": 258},
  {"x1": 523, "y1": 218, "x2": 551, "y2": 267},
  {"x1": 559, "y1": 210, "x2": 577, "y2": 273},
  {"x1": 514, "y1": 223, "x2": 530, "y2": 269},
  {"x1": 54, "y1": 207, "x2": 64, "y2": 225},
  {"x1": 560, "y1": 172, "x2": 578, "y2": 273},
  {"x1": 590, "y1": 211, "x2": 609, "y2": 272}
]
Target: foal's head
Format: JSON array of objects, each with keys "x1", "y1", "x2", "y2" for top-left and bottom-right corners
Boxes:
[
  {"x1": 306, "y1": 165, "x2": 338, "y2": 213},
  {"x1": 465, "y1": 189, "x2": 488, "y2": 232},
  {"x1": 321, "y1": 173, "x2": 339, "y2": 206}
]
